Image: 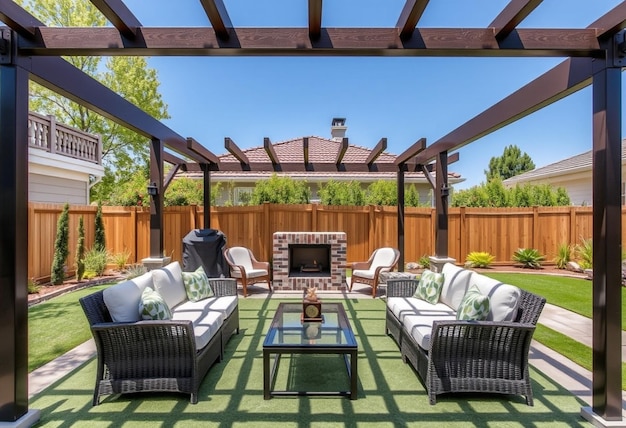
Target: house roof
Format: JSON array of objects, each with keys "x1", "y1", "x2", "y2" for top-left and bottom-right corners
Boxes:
[
  {"x1": 179, "y1": 136, "x2": 463, "y2": 183},
  {"x1": 503, "y1": 141, "x2": 626, "y2": 185}
]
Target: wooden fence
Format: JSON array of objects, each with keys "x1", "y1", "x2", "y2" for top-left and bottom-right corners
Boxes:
[{"x1": 28, "y1": 202, "x2": 609, "y2": 282}]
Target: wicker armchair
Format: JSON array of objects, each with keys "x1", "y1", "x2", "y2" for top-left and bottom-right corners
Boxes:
[
  {"x1": 385, "y1": 279, "x2": 545, "y2": 405},
  {"x1": 223, "y1": 246, "x2": 272, "y2": 297},
  {"x1": 79, "y1": 278, "x2": 239, "y2": 405},
  {"x1": 349, "y1": 247, "x2": 400, "y2": 297}
]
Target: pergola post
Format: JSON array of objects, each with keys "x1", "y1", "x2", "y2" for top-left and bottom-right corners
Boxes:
[
  {"x1": 582, "y1": 32, "x2": 623, "y2": 425},
  {"x1": 429, "y1": 150, "x2": 454, "y2": 272},
  {"x1": 143, "y1": 138, "x2": 169, "y2": 270},
  {"x1": 397, "y1": 167, "x2": 405, "y2": 271},
  {"x1": 0, "y1": 56, "x2": 38, "y2": 423},
  {"x1": 202, "y1": 163, "x2": 211, "y2": 229}
]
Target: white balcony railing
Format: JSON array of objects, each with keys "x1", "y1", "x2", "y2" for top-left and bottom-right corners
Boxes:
[{"x1": 28, "y1": 112, "x2": 102, "y2": 165}]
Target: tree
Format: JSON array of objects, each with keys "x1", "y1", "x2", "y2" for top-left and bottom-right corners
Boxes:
[
  {"x1": 94, "y1": 202, "x2": 106, "y2": 252},
  {"x1": 485, "y1": 145, "x2": 535, "y2": 181},
  {"x1": 17, "y1": 0, "x2": 169, "y2": 202},
  {"x1": 75, "y1": 216, "x2": 85, "y2": 281},
  {"x1": 250, "y1": 175, "x2": 310, "y2": 204},
  {"x1": 51, "y1": 203, "x2": 70, "y2": 285}
]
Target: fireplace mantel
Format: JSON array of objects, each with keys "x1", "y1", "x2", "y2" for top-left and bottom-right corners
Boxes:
[{"x1": 272, "y1": 232, "x2": 347, "y2": 291}]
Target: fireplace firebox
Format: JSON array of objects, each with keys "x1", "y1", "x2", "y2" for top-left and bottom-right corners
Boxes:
[{"x1": 289, "y1": 244, "x2": 331, "y2": 277}]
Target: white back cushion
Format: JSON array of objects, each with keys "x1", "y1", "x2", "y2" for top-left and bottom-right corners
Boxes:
[
  {"x1": 439, "y1": 263, "x2": 473, "y2": 310},
  {"x1": 469, "y1": 273, "x2": 521, "y2": 322},
  {"x1": 103, "y1": 271, "x2": 153, "y2": 322},
  {"x1": 152, "y1": 261, "x2": 187, "y2": 309},
  {"x1": 228, "y1": 247, "x2": 254, "y2": 271},
  {"x1": 371, "y1": 247, "x2": 397, "y2": 269}
]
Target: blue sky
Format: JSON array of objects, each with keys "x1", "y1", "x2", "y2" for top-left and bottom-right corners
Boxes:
[{"x1": 124, "y1": 0, "x2": 625, "y2": 189}]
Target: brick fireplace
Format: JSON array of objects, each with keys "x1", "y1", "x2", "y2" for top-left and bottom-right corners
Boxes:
[{"x1": 272, "y1": 232, "x2": 347, "y2": 291}]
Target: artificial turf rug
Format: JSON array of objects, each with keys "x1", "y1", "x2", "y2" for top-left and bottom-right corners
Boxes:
[{"x1": 30, "y1": 297, "x2": 589, "y2": 427}]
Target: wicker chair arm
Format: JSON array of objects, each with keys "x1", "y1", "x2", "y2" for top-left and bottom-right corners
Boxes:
[
  {"x1": 429, "y1": 320, "x2": 536, "y2": 364},
  {"x1": 91, "y1": 320, "x2": 198, "y2": 378},
  {"x1": 209, "y1": 278, "x2": 238, "y2": 297},
  {"x1": 386, "y1": 279, "x2": 419, "y2": 297}
]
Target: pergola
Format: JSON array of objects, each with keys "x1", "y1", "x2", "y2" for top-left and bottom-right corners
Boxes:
[{"x1": 0, "y1": 0, "x2": 624, "y2": 425}]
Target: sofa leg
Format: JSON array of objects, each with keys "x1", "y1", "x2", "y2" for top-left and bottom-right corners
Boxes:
[
  {"x1": 525, "y1": 394, "x2": 534, "y2": 406},
  {"x1": 190, "y1": 393, "x2": 198, "y2": 404}
]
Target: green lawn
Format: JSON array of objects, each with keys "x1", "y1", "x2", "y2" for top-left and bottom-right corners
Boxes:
[
  {"x1": 484, "y1": 272, "x2": 626, "y2": 389},
  {"x1": 28, "y1": 283, "x2": 113, "y2": 372}
]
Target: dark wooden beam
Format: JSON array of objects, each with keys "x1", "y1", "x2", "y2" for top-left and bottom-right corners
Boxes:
[
  {"x1": 308, "y1": 0, "x2": 323, "y2": 40},
  {"x1": 415, "y1": 152, "x2": 460, "y2": 171},
  {"x1": 421, "y1": 164, "x2": 436, "y2": 189},
  {"x1": 434, "y1": 150, "x2": 449, "y2": 257},
  {"x1": 365, "y1": 137, "x2": 387, "y2": 166},
  {"x1": 23, "y1": 56, "x2": 211, "y2": 163},
  {"x1": 202, "y1": 164, "x2": 211, "y2": 228},
  {"x1": 163, "y1": 151, "x2": 186, "y2": 165},
  {"x1": 412, "y1": 57, "x2": 593, "y2": 164},
  {"x1": 590, "y1": 1, "x2": 626, "y2": 39},
  {"x1": 263, "y1": 137, "x2": 279, "y2": 164},
  {"x1": 395, "y1": 138, "x2": 426, "y2": 165},
  {"x1": 187, "y1": 137, "x2": 220, "y2": 164},
  {"x1": 163, "y1": 163, "x2": 182, "y2": 190},
  {"x1": 397, "y1": 0, "x2": 430, "y2": 39},
  {"x1": 490, "y1": 0, "x2": 543, "y2": 40},
  {"x1": 225, "y1": 137, "x2": 250, "y2": 164},
  {"x1": 303, "y1": 137, "x2": 310, "y2": 165},
  {"x1": 16, "y1": 27, "x2": 604, "y2": 57},
  {"x1": 89, "y1": 0, "x2": 141, "y2": 38},
  {"x1": 397, "y1": 168, "x2": 406, "y2": 271},
  {"x1": 199, "y1": 0, "x2": 233, "y2": 40},
  {"x1": 335, "y1": 138, "x2": 348, "y2": 165},
  {"x1": 185, "y1": 161, "x2": 401, "y2": 173},
  {"x1": 0, "y1": 0, "x2": 42, "y2": 38}
]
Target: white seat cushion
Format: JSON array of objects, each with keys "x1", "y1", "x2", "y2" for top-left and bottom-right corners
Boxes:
[
  {"x1": 387, "y1": 297, "x2": 455, "y2": 323},
  {"x1": 230, "y1": 268, "x2": 267, "y2": 279},
  {"x1": 370, "y1": 247, "x2": 397, "y2": 269},
  {"x1": 171, "y1": 308, "x2": 223, "y2": 350},
  {"x1": 174, "y1": 295, "x2": 238, "y2": 319},
  {"x1": 152, "y1": 261, "x2": 188, "y2": 310},
  {"x1": 103, "y1": 271, "x2": 153, "y2": 322},
  {"x1": 403, "y1": 313, "x2": 457, "y2": 350},
  {"x1": 353, "y1": 269, "x2": 375, "y2": 279}
]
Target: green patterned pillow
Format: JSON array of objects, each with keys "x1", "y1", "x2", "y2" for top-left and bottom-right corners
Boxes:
[
  {"x1": 413, "y1": 269, "x2": 444, "y2": 304},
  {"x1": 182, "y1": 266, "x2": 214, "y2": 302},
  {"x1": 456, "y1": 284, "x2": 490, "y2": 321},
  {"x1": 139, "y1": 287, "x2": 172, "y2": 320}
]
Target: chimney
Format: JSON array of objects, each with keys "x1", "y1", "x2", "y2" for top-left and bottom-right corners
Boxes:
[{"x1": 331, "y1": 117, "x2": 347, "y2": 141}]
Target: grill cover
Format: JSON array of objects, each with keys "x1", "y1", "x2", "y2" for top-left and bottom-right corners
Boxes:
[{"x1": 182, "y1": 229, "x2": 229, "y2": 278}]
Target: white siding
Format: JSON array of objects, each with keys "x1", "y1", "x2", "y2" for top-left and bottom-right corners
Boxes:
[{"x1": 29, "y1": 173, "x2": 88, "y2": 205}]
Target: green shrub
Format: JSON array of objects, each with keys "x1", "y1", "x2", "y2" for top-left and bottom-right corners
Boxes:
[
  {"x1": 418, "y1": 254, "x2": 430, "y2": 269},
  {"x1": 554, "y1": 243, "x2": 571, "y2": 269},
  {"x1": 28, "y1": 278, "x2": 41, "y2": 294},
  {"x1": 250, "y1": 174, "x2": 310, "y2": 204},
  {"x1": 318, "y1": 180, "x2": 365, "y2": 205},
  {"x1": 465, "y1": 251, "x2": 495, "y2": 268},
  {"x1": 366, "y1": 180, "x2": 397, "y2": 206},
  {"x1": 125, "y1": 264, "x2": 147, "y2": 279},
  {"x1": 84, "y1": 247, "x2": 109, "y2": 276},
  {"x1": 512, "y1": 248, "x2": 545, "y2": 269},
  {"x1": 576, "y1": 237, "x2": 593, "y2": 270},
  {"x1": 94, "y1": 201, "x2": 106, "y2": 251},
  {"x1": 110, "y1": 250, "x2": 131, "y2": 271},
  {"x1": 51, "y1": 203, "x2": 70, "y2": 285},
  {"x1": 75, "y1": 216, "x2": 86, "y2": 281}
]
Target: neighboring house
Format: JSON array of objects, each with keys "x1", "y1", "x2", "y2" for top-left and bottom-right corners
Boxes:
[
  {"x1": 182, "y1": 119, "x2": 464, "y2": 206},
  {"x1": 28, "y1": 112, "x2": 104, "y2": 205},
  {"x1": 502, "y1": 140, "x2": 626, "y2": 206}
]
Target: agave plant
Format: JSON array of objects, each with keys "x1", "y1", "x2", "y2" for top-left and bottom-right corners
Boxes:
[
  {"x1": 575, "y1": 238, "x2": 593, "y2": 270},
  {"x1": 553, "y1": 243, "x2": 571, "y2": 269},
  {"x1": 512, "y1": 248, "x2": 545, "y2": 269},
  {"x1": 465, "y1": 251, "x2": 495, "y2": 268}
]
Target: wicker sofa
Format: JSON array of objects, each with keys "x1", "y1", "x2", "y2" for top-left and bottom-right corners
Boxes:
[
  {"x1": 385, "y1": 262, "x2": 545, "y2": 405},
  {"x1": 79, "y1": 261, "x2": 239, "y2": 405}
]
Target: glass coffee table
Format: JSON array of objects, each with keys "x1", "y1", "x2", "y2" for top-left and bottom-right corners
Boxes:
[{"x1": 263, "y1": 302, "x2": 358, "y2": 399}]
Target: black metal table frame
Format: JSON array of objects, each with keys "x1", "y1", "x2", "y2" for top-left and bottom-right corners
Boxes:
[{"x1": 263, "y1": 303, "x2": 358, "y2": 400}]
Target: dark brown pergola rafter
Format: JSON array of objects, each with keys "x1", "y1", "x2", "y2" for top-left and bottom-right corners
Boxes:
[
  {"x1": 225, "y1": 137, "x2": 250, "y2": 164},
  {"x1": 199, "y1": 0, "x2": 232, "y2": 40},
  {"x1": 263, "y1": 137, "x2": 280, "y2": 166},
  {"x1": 308, "y1": 0, "x2": 322, "y2": 40},
  {"x1": 89, "y1": 0, "x2": 141, "y2": 38},
  {"x1": 396, "y1": 0, "x2": 430, "y2": 39},
  {"x1": 334, "y1": 138, "x2": 349, "y2": 165},
  {"x1": 365, "y1": 138, "x2": 387, "y2": 166},
  {"x1": 490, "y1": 0, "x2": 543, "y2": 40},
  {"x1": 15, "y1": 27, "x2": 603, "y2": 57}
]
